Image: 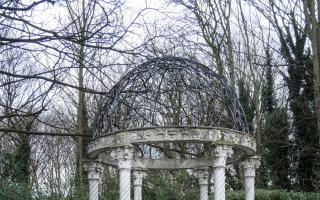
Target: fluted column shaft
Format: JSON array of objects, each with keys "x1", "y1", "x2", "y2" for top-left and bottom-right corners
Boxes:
[
  {"x1": 83, "y1": 162, "x2": 102, "y2": 200},
  {"x1": 244, "y1": 174, "x2": 255, "y2": 200},
  {"x1": 133, "y1": 170, "x2": 147, "y2": 200},
  {"x1": 212, "y1": 145, "x2": 233, "y2": 200},
  {"x1": 194, "y1": 168, "x2": 209, "y2": 200},
  {"x1": 134, "y1": 184, "x2": 142, "y2": 200},
  {"x1": 112, "y1": 147, "x2": 134, "y2": 200},
  {"x1": 119, "y1": 164, "x2": 131, "y2": 200},
  {"x1": 89, "y1": 178, "x2": 99, "y2": 200},
  {"x1": 214, "y1": 167, "x2": 225, "y2": 200},
  {"x1": 242, "y1": 157, "x2": 260, "y2": 200}
]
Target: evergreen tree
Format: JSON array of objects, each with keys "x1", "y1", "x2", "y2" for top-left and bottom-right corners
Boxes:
[
  {"x1": 264, "y1": 108, "x2": 290, "y2": 189},
  {"x1": 260, "y1": 49, "x2": 291, "y2": 189},
  {"x1": 238, "y1": 78, "x2": 255, "y2": 132},
  {"x1": 265, "y1": 12, "x2": 319, "y2": 190},
  {"x1": 13, "y1": 134, "x2": 31, "y2": 184},
  {"x1": 287, "y1": 50, "x2": 318, "y2": 191},
  {"x1": 261, "y1": 50, "x2": 276, "y2": 114}
]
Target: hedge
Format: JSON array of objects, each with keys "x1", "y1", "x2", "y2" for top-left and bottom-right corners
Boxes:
[
  {"x1": 1, "y1": 182, "x2": 320, "y2": 200},
  {"x1": 227, "y1": 189, "x2": 320, "y2": 200}
]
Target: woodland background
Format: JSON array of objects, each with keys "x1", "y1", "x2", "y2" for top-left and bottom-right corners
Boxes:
[{"x1": 0, "y1": 0, "x2": 320, "y2": 199}]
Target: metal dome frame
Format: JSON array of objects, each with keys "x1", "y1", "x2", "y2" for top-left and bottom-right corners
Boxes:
[
  {"x1": 93, "y1": 56, "x2": 249, "y2": 138},
  {"x1": 85, "y1": 57, "x2": 259, "y2": 200}
]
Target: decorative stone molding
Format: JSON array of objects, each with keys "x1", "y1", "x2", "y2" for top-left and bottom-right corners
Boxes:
[
  {"x1": 83, "y1": 161, "x2": 103, "y2": 181},
  {"x1": 110, "y1": 147, "x2": 134, "y2": 169},
  {"x1": 132, "y1": 158, "x2": 212, "y2": 169},
  {"x1": 118, "y1": 160, "x2": 132, "y2": 169},
  {"x1": 194, "y1": 168, "x2": 209, "y2": 185},
  {"x1": 242, "y1": 156, "x2": 260, "y2": 200},
  {"x1": 133, "y1": 170, "x2": 147, "y2": 186},
  {"x1": 213, "y1": 145, "x2": 233, "y2": 168},
  {"x1": 194, "y1": 168, "x2": 209, "y2": 200},
  {"x1": 132, "y1": 170, "x2": 147, "y2": 200},
  {"x1": 83, "y1": 161, "x2": 104, "y2": 200},
  {"x1": 112, "y1": 147, "x2": 135, "y2": 200},
  {"x1": 241, "y1": 156, "x2": 261, "y2": 177},
  {"x1": 110, "y1": 147, "x2": 134, "y2": 160},
  {"x1": 211, "y1": 145, "x2": 233, "y2": 200},
  {"x1": 87, "y1": 126, "x2": 256, "y2": 159}
]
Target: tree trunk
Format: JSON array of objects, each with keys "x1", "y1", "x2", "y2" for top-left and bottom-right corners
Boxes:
[
  {"x1": 253, "y1": 82, "x2": 262, "y2": 153},
  {"x1": 75, "y1": 39, "x2": 90, "y2": 198},
  {"x1": 225, "y1": 0, "x2": 235, "y2": 90},
  {"x1": 304, "y1": 0, "x2": 320, "y2": 145},
  {"x1": 304, "y1": 0, "x2": 320, "y2": 190}
]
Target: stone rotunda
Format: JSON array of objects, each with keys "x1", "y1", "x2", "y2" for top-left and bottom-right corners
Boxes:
[{"x1": 84, "y1": 57, "x2": 260, "y2": 200}]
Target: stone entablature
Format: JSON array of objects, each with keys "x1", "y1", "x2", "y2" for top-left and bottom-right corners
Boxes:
[
  {"x1": 87, "y1": 126, "x2": 256, "y2": 158},
  {"x1": 96, "y1": 157, "x2": 215, "y2": 169}
]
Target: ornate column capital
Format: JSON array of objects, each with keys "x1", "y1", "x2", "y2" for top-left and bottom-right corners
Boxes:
[
  {"x1": 133, "y1": 170, "x2": 147, "y2": 186},
  {"x1": 83, "y1": 161, "x2": 103, "y2": 181},
  {"x1": 110, "y1": 147, "x2": 134, "y2": 169},
  {"x1": 241, "y1": 156, "x2": 261, "y2": 177},
  {"x1": 212, "y1": 145, "x2": 233, "y2": 168},
  {"x1": 194, "y1": 168, "x2": 209, "y2": 185}
]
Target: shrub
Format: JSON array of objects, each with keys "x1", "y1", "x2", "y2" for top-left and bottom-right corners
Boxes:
[
  {"x1": 226, "y1": 189, "x2": 320, "y2": 200},
  {"x1": 0, "y1": 181, "x2": 32, "y2": 200}
]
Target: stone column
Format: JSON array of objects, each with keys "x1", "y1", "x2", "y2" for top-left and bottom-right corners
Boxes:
[
  {"x1": 194, "y1": 168, "x2": 209, "y2": 200},
  {"x1": 132, "y1": 170, "x2": 147, "y2": 200},
  {"x1": 242, "y1": 156, "x2": 260, "y2": 200},
  {"x1": 83, "y1": 161, "x2": 103, "y2": 200},
  {"x1": 112, "y1": 147, "x2": 134, "y2": 200},
  {"x1": 212, "y1": 145, "x2": 233, "y2": 200}
]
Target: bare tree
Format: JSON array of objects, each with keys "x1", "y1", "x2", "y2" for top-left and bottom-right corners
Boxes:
[{"x1": 172, "y1": 0, "x2": 236, "y2": 89}]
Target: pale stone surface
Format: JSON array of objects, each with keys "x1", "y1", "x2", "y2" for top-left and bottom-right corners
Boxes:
[
  {"x1": 119, "y1": 168, "x2": 131, "y2": 200},
  {"x1": 111, "y1": 147, "x2": 134, "y2": 200},
  {"x1": 86, "y1": 127, "x2": 258, "y2": 200},
  {"x1": 214, "y1": 167, "x2": 226, "y2": 200},
  {"x1": 194, "y1": 168, "x2": 209, "y2": 200},
  {"x1": 242, "y1": 156, "x2": 261, "y2": 200},
  {"x1": 133, "y1": 170, "x2": 147, "y2": 200},
  {"x1": 83, "y1": 162, "x2": 103, "y2": 200},
  {"x1": 213, "y1": 145, "x2": 233, "y2": 200},
  {"x1": 134, "y1": 184, "x2": 142, "y2": 200},
  {"x1": 87, "y1": 126, "x2": 256, "y2": 158},
  {"x1": 213, "y1": 145, "x2": 233, "y2": 168},
  {"x1": 132, "y1": 158, "x2": 212, "y2": 169}
]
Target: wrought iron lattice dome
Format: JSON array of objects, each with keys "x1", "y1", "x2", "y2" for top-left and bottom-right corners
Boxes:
[{"x1": 93, "y1": 57, "x2": 249, "y2": 138}]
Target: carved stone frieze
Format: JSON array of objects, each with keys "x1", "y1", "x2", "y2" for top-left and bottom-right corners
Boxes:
[{"x1": 87, "y1": 127, "x2": 256, "y2": 159}]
